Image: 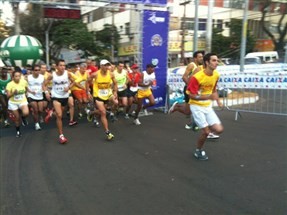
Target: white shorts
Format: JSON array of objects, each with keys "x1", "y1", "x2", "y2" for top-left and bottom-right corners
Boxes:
[
  {"x1": 190, "y1": 104, "x2": 221, "y2": 129},
  {"x1": 8, "y1": 101, "x2": 28, "y2": 111}
]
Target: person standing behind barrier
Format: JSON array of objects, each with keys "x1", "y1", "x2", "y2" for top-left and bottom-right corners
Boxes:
[
  {"x1": 0, "y1": 67, "x2": 12, "y2": 127},
  {"x1": 44, "y1": 59, "x2": 76, "y2": 144},
  {"x1": 6, "y1": 70, "x2": 29, "y2": 137},
  {"x1": 133, "y1": 64, "x2": 156, "y2": 125},
  {"x1": 125, "y1": 63, "x2": 141, "y2": 118},
  {"x1": 27, "y1": 65, "x2": 45, "y2": 131},
  {"x1": 168, "y1": 51, "x2": 204, "y2": 130},
  {"x1": 88, "y1": 59, "x2": 118, "y2": 140},
  {"x1": 187, "y1": 53, "x2": 224, "y2": 161}
]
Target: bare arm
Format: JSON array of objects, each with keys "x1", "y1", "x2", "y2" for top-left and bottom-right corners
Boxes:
[{"x1": 182, "y1": 64, "x2": 194, "y2": 85}]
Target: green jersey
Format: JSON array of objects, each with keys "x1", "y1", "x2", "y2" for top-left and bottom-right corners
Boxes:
[{"x1": 0, "y1": 74, "x2": 11, "y2": 95}]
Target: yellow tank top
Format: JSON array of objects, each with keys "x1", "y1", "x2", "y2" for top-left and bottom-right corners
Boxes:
[{"x1": 93, "y1": 70, "x2": 112, "y2": 100}]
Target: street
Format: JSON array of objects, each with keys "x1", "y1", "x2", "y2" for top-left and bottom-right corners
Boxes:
[{"x1": 1, "y1": 110, "x2": 287, "y2": 215}]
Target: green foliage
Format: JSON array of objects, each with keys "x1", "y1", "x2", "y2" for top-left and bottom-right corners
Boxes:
[{"x1": 212, "y1": 19, "x2": 256, "y2": 60}]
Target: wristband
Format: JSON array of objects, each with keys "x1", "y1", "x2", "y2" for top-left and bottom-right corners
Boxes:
[
  {"x1": 195, "y1": 95, "x2": 200, "y2": 99},
  {"x1": 45, "y1": 90, "x2": 49, "y2": 94}
]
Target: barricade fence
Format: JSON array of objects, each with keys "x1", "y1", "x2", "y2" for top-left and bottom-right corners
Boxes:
[{"x1": 167, "y1": 64, "x2": 287, "y2": 119}]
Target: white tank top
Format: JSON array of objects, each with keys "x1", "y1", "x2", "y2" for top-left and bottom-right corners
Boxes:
[
  {"x1": 27, "y1": 74, "x2": 44, "y2": 100},
  {"x1": 138, "y1": 71, "x2": 155, "y2": 90},
  {"x1": 51, "y1": 71, "x2": 69, "y2": 98}
]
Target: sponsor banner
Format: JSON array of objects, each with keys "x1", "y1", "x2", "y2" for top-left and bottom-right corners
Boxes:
[
  {"x1": 111, "y1": 0, "x2": 167, "y2": 6},
  {"x1": 167, "y1": 64, "x2": 287, "y2": 104},
  {"x1": 142, "y1": 10, "x2": 169, "y2": 108},
  {"x1": 218, "y1": 72, "x2": 287, "y2": 89}
]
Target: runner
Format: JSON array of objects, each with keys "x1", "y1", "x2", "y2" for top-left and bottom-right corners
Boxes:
[
  {"x1": 26, "y1": 64, "x2": 45, "y2": 131},
  {"x1": 6, "y1": 70, "x2": 29, "y2": 137},
  {"x1": 114, "y1": 61, "x2": 130, "y2": 117},
  {"x1": 0, "y1": 66, "x2": 12, "y2": 127},
  {"x1": 187, "y1": 53, "x2": 224, "y2": 160},
  {"x1": 40, "y1": 63, "x2": 52, "y2": 122},
  {"x1": 71, "y1": 63, "x2": 90, "y2": 118},
  {"x1": 168, "y1": 51, "x2": 204, "y2": 130},
  {"x1": 88, "y1": 59, "x2": 118, "y2": 140},
  {"x1": 125, "y1": 63, "x2": 141, "y2": 118},
  {"x1": 44, "y1": 59, "x2": 76, "y2": 144},
  {"x1": 133, "y1": 64, "x2": 156, "y2": 125}
]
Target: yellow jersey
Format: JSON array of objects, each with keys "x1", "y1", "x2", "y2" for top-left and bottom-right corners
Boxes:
[
  {"x1": 71, "y1": 70, "x2": 89, "y2": 91},
  {"x1": 187, "y1": 69, "x2": 220, "y2": 107},
  {"x1": 6, "y1": 79, "x2": 28, "y2": 103}
]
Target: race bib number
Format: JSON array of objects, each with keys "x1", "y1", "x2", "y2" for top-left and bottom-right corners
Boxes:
[
  {"x1": 31, "y1": 86, "x2": 42, "y2": 93},
  {"x1": 55, "y1": 86, "x2": 64, "y2": 93},
  {"x1": 98, "y1": 89, "x2": 109, "y2": 97},
  {"x1": 80, "y1": 81, "x2": 86, "y2": 87},
  {"x1": 14, "y1": 94, "x2": 24, "y2": 101},
  {"x1": 118, "y1": 84, "x2": 125, "y2": 91}
]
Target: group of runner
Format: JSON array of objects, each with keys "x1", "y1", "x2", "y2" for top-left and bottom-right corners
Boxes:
[
  {"x1": 1, "y1": 52, "x2": 224, "y2": 160},
  {"x1": 0, "y1": 59, "x2": 156, "y2": 143}
]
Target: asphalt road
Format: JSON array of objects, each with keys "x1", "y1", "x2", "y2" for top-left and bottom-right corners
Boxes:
[{"x1": 1, "y1": 110, "x2": 287, "y2": 215}]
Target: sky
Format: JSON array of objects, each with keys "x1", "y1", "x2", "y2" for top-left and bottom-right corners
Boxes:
[{"x1": 0, "y1": 2, "x2": 27, "y2": 26}]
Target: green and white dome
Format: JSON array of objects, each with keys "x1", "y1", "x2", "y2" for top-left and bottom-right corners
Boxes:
[{"x1": 0, "y1": 35, "x2": 43, "y2": 67}]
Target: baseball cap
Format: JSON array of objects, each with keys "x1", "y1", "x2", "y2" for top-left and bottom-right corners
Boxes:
[
  {"x1": 146, "y1": 63, "x2": 156, "y2": 68},
  {"x1": 100, "y1": 59, "x2": 111, "y2": 65},
  {"x1": 131, "y1": 64, "x2": 139, "y2": 69}
]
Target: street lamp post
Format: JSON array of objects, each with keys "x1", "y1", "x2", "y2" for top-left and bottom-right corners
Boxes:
[{"x1": 180, "y1": 0, "x2": 190, "y2": 65}]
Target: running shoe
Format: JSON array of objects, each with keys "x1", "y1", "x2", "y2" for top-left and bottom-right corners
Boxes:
[
  {"x1": 78, "y1": 113, "x2": 83, "y2": 119},
  {"x1": 143, "y1": 109, "x2": 149, "y2": 116},
  {"x1": 39, "y1": 116, "x2": 44, "y2": 123},
  {"x1": 86, "y1": 110, "x2": 93, "y2": 122},
  {"x1": 69, "y1": 120, "x2": 78, "y2": 126},
  {"x1": 93, "y1": 118, "x2": 100, "y2": 127},
  {"x1": 16, "y1": 131, "x2": 21, "y2": 138},
  {"x1": 124, "y1": 114, "x2": 130, "y2": 119},
  {"x1": 106, "y1": 132, "x2": 114, "y2": 140},
  {"x1": 45, "y1": 109, "x2": 53, "y2": 123},
  {"x1": 207, "y1": 133, "x2": 220, "y2": 139},
  {"x1": 66, "y1": 111, "x2": 70, "y2": 117},
  {"x1": 59, "y1": 135, "x2": 68, "y2": 144},
  {"x1": 185, "y1": 123, "x2": 192, "y2": 130},
  {"x1": 194, "y1": 149, "x2": 208, "y2": 161},
  {"x1": 21, "y1": 117, "x2": 28, "y2": 126},
  {"x1": 168, "y1": 101, "x2": 178, "y2": 114},
  {"x1": 35, "y1": 123, "x2": 41, "y2": 131},
  {"x1": 4, "y1": 120, "x2": 10, "y2": 128},
  {"x1": 133, "y1": 118, "x2": 141, "y2": 125},
  {"x1": 109, "y1": 113, "x2": 117, "y2": 122}
]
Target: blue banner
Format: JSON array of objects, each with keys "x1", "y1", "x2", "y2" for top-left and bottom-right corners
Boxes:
[
  {"x1": 110, "y1": 0, "x2": 167, "y2": 6},
  {"x1": 142, "y1": 10, "x2": 169, "y2": 108}
]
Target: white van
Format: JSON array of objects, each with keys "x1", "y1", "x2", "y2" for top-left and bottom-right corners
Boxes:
[{"x1": 245, "y1": 51, "x2": 279, "y2": 63}]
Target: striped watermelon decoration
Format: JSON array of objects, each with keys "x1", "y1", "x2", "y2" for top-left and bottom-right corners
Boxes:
[{"x1": 0, "y1": 35, "x2": 43, "y2": 67}]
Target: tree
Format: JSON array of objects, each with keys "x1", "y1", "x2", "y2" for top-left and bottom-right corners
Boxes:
[
  {"x1": 0, "y1": 19, "x2": 11, "y2": 44},
  {"x1": 212, "y1": 19, "x2": 256, "y2": 61},
  {"x1": 259, "y1": 0, "x2": 287, "y2": 52},
  {"x1": 18, "y1": 3, "x2": 103, "y2": 62},
  {"x1": 95, "y1": 24, "x2": 121, "y2": 60},
  {"x1": 50, "y1": 19, "x2": 101, "y2": 60}
]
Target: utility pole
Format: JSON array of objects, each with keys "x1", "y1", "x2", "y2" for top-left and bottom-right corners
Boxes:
[
  {"x1": 45, "y1": 19, "x2": 53, "y2": 67},
  {"x1": 111, "y1": 10, "x2": 115, "y2": 62},
  {"x1": 193, "y1": 0, "x2": 199, "y2": 53},
  {"x1": 180, "y1": 0, "x2": 190, "y2": 65},
  {"x1": 239, "y1": 0, "x2": 249, "y2": 72},
  {"x1": 206, "y1": 0, "x2": 214, "y2": 53}
]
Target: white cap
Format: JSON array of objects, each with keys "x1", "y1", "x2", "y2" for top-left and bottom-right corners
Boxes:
[{"x1": 100, "y1": 59, "x2": 110, "y2": 65}]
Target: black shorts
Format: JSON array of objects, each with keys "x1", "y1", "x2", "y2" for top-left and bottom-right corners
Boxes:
[
  {"x1": 52, "y1": 97, "x2": 68, "y2": 107},
  {"x1": 117, "y1": 89, "x2": 127, "y2": 98},
  {"x1": 42, "y1": 92, "x2": 47, "y2": 102},
  {"x1": 94, "y1": 97, "x2": 109, "y2": 104},
  {"x1": 28, "y1": 97, "x2": 44, "y2": 103},
  {"x1": 183, "y1": 85, "x2": 189, "y2": 103},
  {"x1": 127, "y1": 89, "x2": 137, "y2": 98}
]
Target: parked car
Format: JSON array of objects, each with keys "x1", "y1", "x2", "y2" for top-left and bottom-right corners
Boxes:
[{"x1": 244, "y1": 56, "x2": 262, "y2": 65}]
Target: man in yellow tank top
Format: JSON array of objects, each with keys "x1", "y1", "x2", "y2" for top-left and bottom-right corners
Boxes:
[
  {"x1": 88, "y1": 59, "x2": 118, "y2": 140},
  {"x1": 186, "y1": 53, "x2": 224, "y2": 161}
]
